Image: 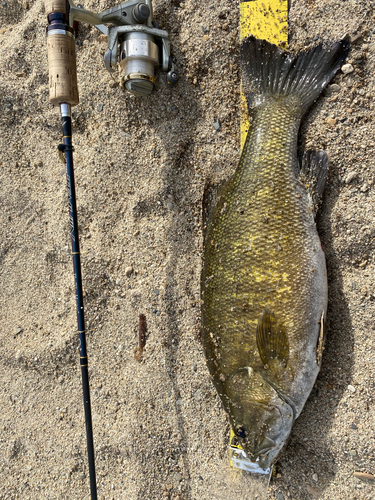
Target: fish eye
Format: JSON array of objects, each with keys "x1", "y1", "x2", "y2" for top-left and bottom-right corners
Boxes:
[{"x1": 236, "y1": 425, "x2": 248, "y2": 438}]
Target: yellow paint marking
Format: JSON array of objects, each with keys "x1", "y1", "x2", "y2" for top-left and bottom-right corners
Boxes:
[{"x1": 240, "y1": 0, "x2": 288, "y2": 148}]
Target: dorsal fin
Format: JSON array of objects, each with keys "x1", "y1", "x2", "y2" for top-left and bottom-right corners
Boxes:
[{"x1": 202, "y1": 178, "x2": 229, "y2": 242}]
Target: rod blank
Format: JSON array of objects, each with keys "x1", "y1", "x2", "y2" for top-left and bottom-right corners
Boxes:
[{"x1": 60, "y1": 103, "x2": 97, "y2": 499}]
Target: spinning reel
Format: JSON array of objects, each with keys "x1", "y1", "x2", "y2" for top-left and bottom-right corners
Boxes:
[
  {"x1": 45, "y1": 0, "x2": 179, "y2": 102},
  {"x1": 72, "y1": 0, "x2": 179, "y2": 95}
]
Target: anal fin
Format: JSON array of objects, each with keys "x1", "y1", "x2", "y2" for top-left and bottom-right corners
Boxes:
[{"x1": 299, "y1": 150, "x2": 329, "y2": 214}]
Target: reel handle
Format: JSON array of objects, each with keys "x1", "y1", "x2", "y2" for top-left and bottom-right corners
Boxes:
[{"x1": 45, "y1": 0, "x2": 79, "y2": 106}]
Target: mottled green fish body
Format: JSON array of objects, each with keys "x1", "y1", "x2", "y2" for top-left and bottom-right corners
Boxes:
[{"x1": 201, "y1": 37, "x2": 349, "y2": 468}]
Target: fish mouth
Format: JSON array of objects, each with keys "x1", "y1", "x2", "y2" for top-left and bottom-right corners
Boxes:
[
  {"x1": 242, "y1": 400, "x2": 296, "y2": 467},
  {"x1": 226, "y1": 367, "x2": 297, "y2": 467}
]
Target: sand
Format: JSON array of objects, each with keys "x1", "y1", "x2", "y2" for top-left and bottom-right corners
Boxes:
[{"x1": 0, "y1": 0, "x2": 374, "y2": 499}]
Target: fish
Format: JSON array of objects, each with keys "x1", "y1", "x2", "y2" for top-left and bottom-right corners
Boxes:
[{"x1": 201, "y1": 36, "x2": 349, "y2": 469}]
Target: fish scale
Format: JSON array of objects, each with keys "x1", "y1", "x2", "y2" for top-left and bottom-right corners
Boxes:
[{"x1": 201, "y1": 36, "x2": 349, "y2": 468}]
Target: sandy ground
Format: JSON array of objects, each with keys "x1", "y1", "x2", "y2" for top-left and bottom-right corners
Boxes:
[{"x1": 1, "y1": 0, "x2": 375, "y2": 499}]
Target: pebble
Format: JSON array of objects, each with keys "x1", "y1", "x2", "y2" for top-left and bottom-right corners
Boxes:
[
  {"x1": 350, "y1": 450, "x2": 357, "y2": 457},
  {"x1": 213, "y1": 118, "x2": 221, "y2": 131},
  {"x1": 345, "y1": 172, "x2": 358, "y2": 184},
  {"x1": 341, "y1": 63, "x2": 354, "y2": 75},
  {"x1": 312, "y1": 473, "x2": 318, "y2": 482},
  {"x1": 167, "y1": 202, "x2": 174, "y2": 211},
  {"x1": 275, "y1": 491, "x2": 285, "y2": 500},
  {"x1": 326, "y1": 117, "x2": 337, "y2": 126},
  {"x1": 125, "y1": 266, "x2": 133, "y2": 277},
  {"x1": 193, "y1": 389, "x2": 201, "y2": 401},
  {"x1": 14, "y1": 327, "x2": 23, "y2": 337},
  {"x1": 306, "y1": 485, "x2": 320, "y2": 497},
  {"x1": 347, "y1": 384, "x2": 356, "y2": 393},
  {"x1": 174, "y1": 472, "x2": 182, "y2": 482},
  {"x1": 326, "y1": 84, "x2": 341, "y2": 95},
  {"x1": 97, "y1": 103, "x2": 104, "y2": 112},
  {"x1": 353, "y1": 472, "x2": 375, "y2": 481}
]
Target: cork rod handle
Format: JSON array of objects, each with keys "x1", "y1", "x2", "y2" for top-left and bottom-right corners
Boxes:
[
  {"x1": 45, "y1": 0, "x2": 79, "y2": 106},
  {"x1": 45, "y1": 0, "x2": 68, "y2": 16}
]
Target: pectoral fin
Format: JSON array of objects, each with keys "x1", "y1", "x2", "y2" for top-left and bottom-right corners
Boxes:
[{"x1": 256, "y1": 309, "x2": 289, "y2": 367}]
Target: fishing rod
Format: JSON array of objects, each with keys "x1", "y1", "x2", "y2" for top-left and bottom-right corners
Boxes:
[
  {"x1": 44, "y1": 1, "x2": 179, "y2": 497},
  {"x1": 60, "y1": 102, "x2": 98, "y2": 498}
]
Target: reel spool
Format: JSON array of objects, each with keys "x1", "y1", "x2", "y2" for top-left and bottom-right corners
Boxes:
[{"x1": 119, "y1": 32, "x2": 159, "y2": 95}]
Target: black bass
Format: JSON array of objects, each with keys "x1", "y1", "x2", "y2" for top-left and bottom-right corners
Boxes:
[{"x1": 201, "y1": 36, "x2": 349, "y2": 469}]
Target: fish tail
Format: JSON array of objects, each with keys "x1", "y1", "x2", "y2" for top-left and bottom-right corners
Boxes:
[{"x1": 240, "y1": 36, "x2": 349, "y2": 114}]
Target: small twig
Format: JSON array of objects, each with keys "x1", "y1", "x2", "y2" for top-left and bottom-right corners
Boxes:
[{"x1": 134, "y1": 314, "x2": 147, "y2": 361}]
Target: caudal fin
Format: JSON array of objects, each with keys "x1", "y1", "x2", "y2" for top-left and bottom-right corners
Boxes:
[{"x1": 240, "y1": 36, "x2": 349, "y2": 114}]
